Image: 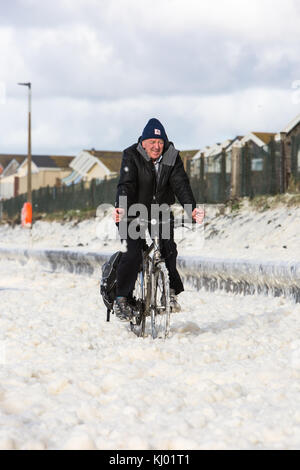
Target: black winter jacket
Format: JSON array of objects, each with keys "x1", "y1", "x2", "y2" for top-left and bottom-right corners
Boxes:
[{"x1": 116, "y1": 139, "x2": 196, "y2": 217}]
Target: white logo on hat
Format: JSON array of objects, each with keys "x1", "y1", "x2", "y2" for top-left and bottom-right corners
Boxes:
[{"x1": 154, "y1": 129, "x2": 161, "y2": 135}]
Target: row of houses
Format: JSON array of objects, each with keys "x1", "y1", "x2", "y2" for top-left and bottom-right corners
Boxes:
[
  {"x1": 0, "y1": 149, "x2": 123, "y2": 200},
  {"x1": 190, "y1": 113, "x2": 300, "y2": 194},
  {"x1": 1, "y1": 113, "x2": 299, "y2": 202},
  {"x1": 0, "y1": 145, "x2": 213, "y2": 202}
]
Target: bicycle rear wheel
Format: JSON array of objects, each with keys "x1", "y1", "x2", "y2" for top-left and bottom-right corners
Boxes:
[
  {"x1": 130, "y1": 269, "x2": 148, "y2": 337},
  {"x1": 151, "y1": 262, "x2": 171, "y2": 339}
]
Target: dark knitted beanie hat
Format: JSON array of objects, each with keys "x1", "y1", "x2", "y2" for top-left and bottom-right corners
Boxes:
[{"x1": 141, "y1": 118, "x2": 168, "y2": 142}]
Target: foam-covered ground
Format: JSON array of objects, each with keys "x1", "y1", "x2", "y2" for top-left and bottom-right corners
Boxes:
[
  {"x1": 1, "y1": 201, "x2": 300, "y2": 449},
  {"x1": 0, "y1": 259, "x2": 300, "y2": 450}
]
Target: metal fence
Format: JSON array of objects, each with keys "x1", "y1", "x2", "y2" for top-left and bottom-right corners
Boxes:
[
  {"x1": 240, "y1": 140, "x2": 283, "y2": 197},
  {"x1": 188, "y1": 138, "x2": 291, "y2": 203},
  {"x1": 188, "y1": 150, "x2": 231, "y2": 203},
  {"x1": 2, "y1": 177, "x2": 118, "y2": 219},
  {"x1": 2, "y1": 137, "x2": 299, "y2": 219}
]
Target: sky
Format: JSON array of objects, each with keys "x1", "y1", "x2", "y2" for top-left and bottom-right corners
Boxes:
[{"x1": 0, "y1": 0, "x2": 300, "y2": 156}]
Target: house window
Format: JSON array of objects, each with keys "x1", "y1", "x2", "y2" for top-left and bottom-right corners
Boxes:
[{"x1": 251, "y1": 158, "x2": 263, "y2": 171}]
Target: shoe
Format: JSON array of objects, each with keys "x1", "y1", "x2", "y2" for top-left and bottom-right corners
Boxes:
[
  {"x1": 169, "y1": 289, "x2": 181, "y2": 313},
  {"x1": 114, "y1": 296, "x2": 133, "y2": 321}
]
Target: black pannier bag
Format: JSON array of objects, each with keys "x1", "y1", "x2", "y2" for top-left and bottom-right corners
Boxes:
[{"x1": 100, "y1": 251, "x2": 122, "y2": 321}]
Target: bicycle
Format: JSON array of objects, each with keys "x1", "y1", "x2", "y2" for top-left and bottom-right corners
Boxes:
[
  {"x1": 108, "y1": 214, "x2": 201, "y2": 339},
  {"x1": 126, "y1": 216, "x2": 195, "y2": 339},
  {"x1": 129, "y1": 221, "x2": 171, "y2": 340},
  {"x1": 101, "y1": 217, "x2": 172, "y2": 338}
]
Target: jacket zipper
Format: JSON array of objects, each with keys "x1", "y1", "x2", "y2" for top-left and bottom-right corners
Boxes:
[{"x1": 150, "y1": 162, "x2": 157, "y2": 202}]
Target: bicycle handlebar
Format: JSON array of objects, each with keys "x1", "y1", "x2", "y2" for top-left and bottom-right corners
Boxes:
[{"x1": 121, "y1": 216, "x2": 197, "y2": 230}]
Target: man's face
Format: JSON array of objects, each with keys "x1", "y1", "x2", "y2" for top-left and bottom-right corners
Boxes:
[{"x1": 142, "y1": 138, "x2": 164, "y2": 160}]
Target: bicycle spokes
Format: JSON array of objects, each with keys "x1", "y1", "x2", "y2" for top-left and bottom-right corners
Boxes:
[
  {"x1": 130, "y1": 238, "x2": 171, "y2": 340},
  {"x1": 151, "y1": 264, "x2": 170, "y2": 339}
]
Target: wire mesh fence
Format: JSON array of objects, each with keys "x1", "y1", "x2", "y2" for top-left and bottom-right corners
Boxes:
[
  {"x1": 188, "y1": 138, "x2": 290, "y2": 203},
  {"x1": 240, "y1": 140, "x2": 282, "y2": 197},
  {"x1": 1, "y1": 136, "x2": 299, "y2": 219},
  {"x1": 188, "y1": 150, "x2": 231, "y2": 203},
  {"x1": 2, "y1": 177, "x2": 118, "y2": 219}
]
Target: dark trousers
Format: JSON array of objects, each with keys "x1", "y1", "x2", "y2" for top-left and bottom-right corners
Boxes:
[{"x1": 116, "y1": 231, "x2": 184, "y2": 298}]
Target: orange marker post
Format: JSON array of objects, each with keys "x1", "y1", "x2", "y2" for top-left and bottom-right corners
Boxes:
[{"x1": 21, "y1": 202, "x2": 32, "y2": 228}]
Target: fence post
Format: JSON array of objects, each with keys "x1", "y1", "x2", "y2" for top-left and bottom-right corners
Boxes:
[
  {"x1": 269, "y1": 137, "x2": 277, "y2": 195},
  {"x1": 241, "y1": 143, "x2": 252, "y2": 197},
  {"x1": 0, "y1": 200, "x2": 2, "y2": 221},
  {"x1": 90, "y1": 178, "x2": 96, "y2": 207},
  {"x1": 231, "y1": 145, "x2": 241, "y2": 198},
  {"x1": 200, "y1": 152, "x2": 206, "y2": 202},
  {"x1": 219, "y1": 149, "x2": 226, "y2": 202},
  {"x1": 279, "y1": 132, "x2": 287, "y2": 193}
]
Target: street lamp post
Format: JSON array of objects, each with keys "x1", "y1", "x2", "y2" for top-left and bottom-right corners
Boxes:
[{"x1": 18, "y1": 82, "x2": 32, "y2": 204}]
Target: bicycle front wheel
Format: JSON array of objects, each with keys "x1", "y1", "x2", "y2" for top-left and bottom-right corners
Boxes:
[
  {"x1": 151, "y1": 262, "x2": 171, "y2": 339},
  {"x1": 130, "y1": 267, "x2": 149, "y2": 337}
]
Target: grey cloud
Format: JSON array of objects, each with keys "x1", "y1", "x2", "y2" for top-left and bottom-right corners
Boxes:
[
  {"x1": 0, "y1": 0, "x2": 99, "y2": 28},
  {"x1": 1, "y1": 0, "x2": 299, "y2": 154},
  {"x1": 6, "y1": 22, "x2": 298, "y2": 104},
  {"x1": 1, "y1": 1, "x2": 298, "y2": 101}
]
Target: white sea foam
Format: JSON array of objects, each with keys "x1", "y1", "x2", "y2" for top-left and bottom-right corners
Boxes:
[{"x1": 0, "y1": 203, "x2": 300, "y2": 449}]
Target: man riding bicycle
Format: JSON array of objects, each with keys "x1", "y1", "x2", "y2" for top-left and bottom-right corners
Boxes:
[{"x1": 113, "y1": 118, "x2": 204, "y2": 321}]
